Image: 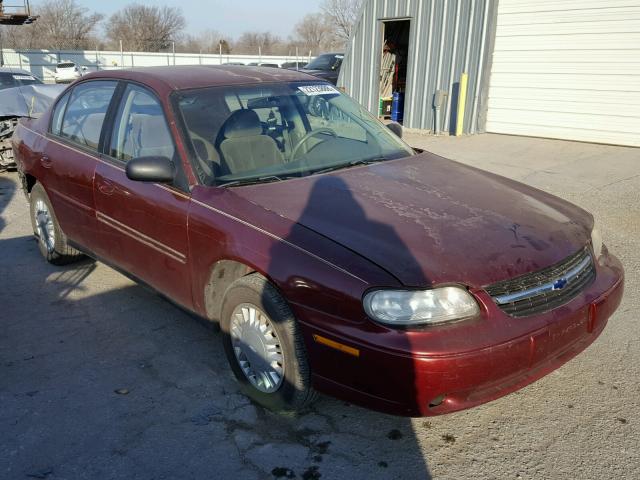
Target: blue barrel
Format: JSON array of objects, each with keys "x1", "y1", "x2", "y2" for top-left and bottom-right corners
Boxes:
[{"x1": 391, "y1": 92, "x2": 404, "y2": 122}]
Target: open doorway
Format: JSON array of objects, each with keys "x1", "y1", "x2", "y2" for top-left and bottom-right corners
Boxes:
[{"x1": 379, "y1": 19, "x2": 411, "y2": 123}]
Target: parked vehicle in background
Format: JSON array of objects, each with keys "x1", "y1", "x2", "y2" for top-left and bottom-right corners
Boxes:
[
  {"x1": 12, "y1": 66, "x2": 624, "y2": 417},
  {"x1": 299, "y1": 53, "x2": 344, "y2": 85},
  {"x1": 0, "y1": 69, "x2": 63, "y2": 171},
  {"x1": 281, "y1": 61, "x2": 308, "y2": 70},
  {"x1": 247, "y1": 62, "x2": 280, "y2": 68},
  {"x1": 54, "y1": 62, "x2": 87, "y2": 84},
  {"x1": 225, "y1": 62, "x2": 245, "y2": 66},
  {"x1": 0, "y1": 68, "x2": 43, "y2": 90}
]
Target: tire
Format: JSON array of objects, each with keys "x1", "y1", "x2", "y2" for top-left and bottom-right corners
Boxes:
[
  {"x1": 29, "y1": 182, "x2": 83, "y2": 265},
  {"x1": 220, "y1": 273, "x2": 317, "y2": 412}
]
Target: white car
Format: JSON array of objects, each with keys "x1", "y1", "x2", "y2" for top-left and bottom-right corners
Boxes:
[{"x1": 54, "y1": 62, "x2": 86, "y2": 84}]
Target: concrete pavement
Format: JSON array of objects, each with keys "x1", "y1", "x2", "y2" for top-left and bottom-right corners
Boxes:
[{"x1": 1, "y1": 133, "x2": 638, "y2": 479}]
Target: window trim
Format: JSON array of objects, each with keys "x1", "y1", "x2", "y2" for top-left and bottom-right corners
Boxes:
[{"x1": 169, "y1": 90, "x2": 213, "y2": 186}]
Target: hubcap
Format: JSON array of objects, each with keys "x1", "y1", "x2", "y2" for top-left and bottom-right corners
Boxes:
[
  {"x1": 34, "y1": 199, "x2": 55, "y2": 253},
  {"x1": 230, "y1": 304, "x2": 284, "y2": 393}
]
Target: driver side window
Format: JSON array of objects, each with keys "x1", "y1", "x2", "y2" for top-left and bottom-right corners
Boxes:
[{"x1": 109, "y1": 84, "x2": 175, "y2": 162}]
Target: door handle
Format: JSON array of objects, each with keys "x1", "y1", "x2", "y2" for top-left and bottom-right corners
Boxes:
[
  {"x1": 40, "y1": 155, "x2": 52, "y2": 168},
  {"x1": 98, "y1": 180, "x2": 115, "y2": 196}
]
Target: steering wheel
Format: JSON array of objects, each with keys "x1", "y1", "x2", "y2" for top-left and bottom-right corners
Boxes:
[{"x1": 290, "y1": 128, "x2": 337, "y2": 160}]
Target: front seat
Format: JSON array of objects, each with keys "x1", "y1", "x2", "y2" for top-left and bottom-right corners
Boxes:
[
  {"x1": 126, "y1": 114, "x2": 175, "y2": 160},
  {"x1": 219, "y1": 109, "x2": 283, "y2": 174}
]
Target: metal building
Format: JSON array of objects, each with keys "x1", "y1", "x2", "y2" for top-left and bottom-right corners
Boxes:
[
  {"x1": 486, "y1": 0, "x2": 640, "y2": 147},
  {"x1": 341, "y1": 0, "x2": 640, "y2": 147},
  {"x1": 338, "y1": 0, "x2": 498, "y2": 135}
]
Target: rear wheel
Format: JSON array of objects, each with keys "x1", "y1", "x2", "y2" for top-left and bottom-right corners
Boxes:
[
  {"x1": 29, "y1": 183, "x2": 83, "y2": 265},
  {"x1": 220, "y1": 273, "x2": 317, "y2": 411}
]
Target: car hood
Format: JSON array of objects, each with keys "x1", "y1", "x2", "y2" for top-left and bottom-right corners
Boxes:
[{"x1": 231, "y1": 152, "x2": 593, "y2": 288}]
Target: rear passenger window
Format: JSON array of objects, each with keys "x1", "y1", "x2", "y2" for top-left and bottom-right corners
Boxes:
[
  {"x1": 50, "y1": 91, "x2": 71, "y2": 136},
  {"x1": 60, "y1": 81, "x2": 117, "y2": 150},
  {"x1": 109, "y1": 84, "x2": 175, "y2": 162}
]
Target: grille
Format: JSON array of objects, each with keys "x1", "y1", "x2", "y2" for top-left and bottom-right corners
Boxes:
[{"x1": 485, "y1": 248, "x2": 596, "y2": 318}]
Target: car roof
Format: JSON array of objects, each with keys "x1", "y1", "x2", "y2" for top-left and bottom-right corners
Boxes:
[{"x1": 81, "y1": 65, "x2": 325, "y2": 92}]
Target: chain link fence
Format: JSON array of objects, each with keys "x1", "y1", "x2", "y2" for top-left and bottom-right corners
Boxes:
[{"x1": 0, "y1": 35, "x2": 316, "y2": 82}]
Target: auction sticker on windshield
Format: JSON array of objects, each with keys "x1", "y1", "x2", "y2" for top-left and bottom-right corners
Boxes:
[{"x1": 298, "y1": 85, "x2": 340, "y2": 96}]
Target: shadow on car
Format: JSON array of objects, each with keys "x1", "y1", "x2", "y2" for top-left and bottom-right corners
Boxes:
[{"x1": 261, "y1": 175, "x2": 433, "y2": 478}]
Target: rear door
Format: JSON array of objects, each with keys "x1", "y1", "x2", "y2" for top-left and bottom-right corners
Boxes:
[
  {"x1": 44, "y1": 80, "x2": 118, "y2": 248},
  {"x1": 93, "y1": 83, "x2": 192, "y2": 308}
]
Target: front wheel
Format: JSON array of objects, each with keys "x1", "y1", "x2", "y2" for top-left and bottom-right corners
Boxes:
[
  {"x1": 220, "y1": 273, "x2": 317, "y2": 412},
  {"x1": 29, "y1": 183, "x2": 83, "y2": 265}
]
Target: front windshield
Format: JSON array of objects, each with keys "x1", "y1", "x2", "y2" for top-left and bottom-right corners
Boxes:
[
  {"x1": 305, "y1": 54, "x2": 342, "y2": 71},
  {"x1": 176, "y1": 81, "x2": 414, "y2": 186}
]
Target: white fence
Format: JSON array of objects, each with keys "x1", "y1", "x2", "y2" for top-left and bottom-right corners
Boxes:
[{"x1": 0, "y1": 48, "x2": 314, "y2": 83}]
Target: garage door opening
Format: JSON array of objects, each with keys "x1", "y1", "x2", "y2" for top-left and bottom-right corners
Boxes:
[{"x1": 379, "y1": 19, "x2": 410, "y2": 123}]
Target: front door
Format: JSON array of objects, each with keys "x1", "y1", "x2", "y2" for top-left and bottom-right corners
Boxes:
[{"x1": 93, "y1": 83, "x2": 192, "y2": 308}]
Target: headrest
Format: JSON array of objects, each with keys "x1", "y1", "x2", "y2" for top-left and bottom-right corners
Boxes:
[{"x1": 222, "y1": 109, "x2": 262, "y2": 139}]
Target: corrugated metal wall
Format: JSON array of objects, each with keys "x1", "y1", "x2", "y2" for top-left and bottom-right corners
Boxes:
[
  {"x1": 338, "y1": 0, "x2": 498, "y2": 133},
  {"x1": 486, "y1": 0, "x2": 640, "y2": 147}
]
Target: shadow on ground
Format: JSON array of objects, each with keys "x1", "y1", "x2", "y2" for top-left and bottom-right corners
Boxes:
[
  {"x1": 1, "y1": 232, "x2": 431, "y2": 479},
  {"x1": 0, "y1": 174, "x2": 16, "y2": 233}
]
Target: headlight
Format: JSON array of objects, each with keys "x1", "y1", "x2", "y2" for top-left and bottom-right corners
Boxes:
[
  {"x1": 591, "y1": 223, "x2": 603, "y2": 259},
  {"x1": 363, "y1": 286, "x2": 480, "y2": 326}
]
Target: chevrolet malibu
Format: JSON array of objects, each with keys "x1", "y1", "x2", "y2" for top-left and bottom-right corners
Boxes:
[{"x1": 12, "y1": 66, "x2": 624, "y2": 416}]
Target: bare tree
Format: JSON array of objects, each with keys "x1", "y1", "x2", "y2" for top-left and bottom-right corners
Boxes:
[
  {"x1": 178, "y1": 30, "x2": 232, "y2": 54},
  {"x1": 235, "y1": 31, "x2": 284, "y2": 55},
  {"x1": 293, "y1": 13, "x2": 331, "y2": 54},
  {"x1": 105, "y1": 4, "x2": 185, "y2": 52},
  {"x1": 5, "y1": 0, "x2": 103, "y2": 50},
  {"x1": 321, "y1": 0, "x2": 363, "y2": 46}
]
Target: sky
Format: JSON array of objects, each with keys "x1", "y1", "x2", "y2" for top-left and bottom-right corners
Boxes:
[{"x1": 74, "y1": 0, "x2": 325, "y2": 39}]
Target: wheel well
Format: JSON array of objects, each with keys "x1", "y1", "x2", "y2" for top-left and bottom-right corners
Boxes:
[
  {"x1": 204, "y1": 260, "x2": 256, "y2": 322},
  {"x1": 22, "y1": 173, "x2": 37, "y2": 195}
]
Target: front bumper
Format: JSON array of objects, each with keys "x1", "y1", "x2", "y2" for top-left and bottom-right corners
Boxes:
[{"x1": 298, "y1": 253, "x2": 624, "y2": 417}]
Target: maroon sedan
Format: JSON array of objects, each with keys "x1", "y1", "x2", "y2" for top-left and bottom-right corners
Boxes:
[{"x1": 12, "y1": 66, "x2": 624, "y2": 416}]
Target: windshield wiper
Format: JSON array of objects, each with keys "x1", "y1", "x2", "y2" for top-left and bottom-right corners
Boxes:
[
  {"x1": 219, "y1": 175, "x2": 293, "y2": 188},
  {"x1": 310, "y1": 157, "x2": 388, "y2": 176}
]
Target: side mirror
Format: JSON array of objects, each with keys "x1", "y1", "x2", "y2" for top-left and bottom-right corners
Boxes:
[
  {"x1": 387, "y1": 122, "x2": 403, "y2": 138},
  {"x1": 81, "y1": 66, "x2": 88, "y2": 71},
  {"x1": 125, "y1": 156, "x2": 175, "y2": 183}
]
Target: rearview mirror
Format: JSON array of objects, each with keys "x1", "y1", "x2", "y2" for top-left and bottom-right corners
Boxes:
[
  {"x1": 125, "y1": 156, "x2": 175, "y2": 183},
  {"x1": 387, "y1": 122, "x2": 403, "y2": 138}
]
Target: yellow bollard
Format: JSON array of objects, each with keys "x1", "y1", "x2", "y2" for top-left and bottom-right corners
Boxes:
[{"x1": 455, "y1": 72, "x2": 468, "y2": 136}]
